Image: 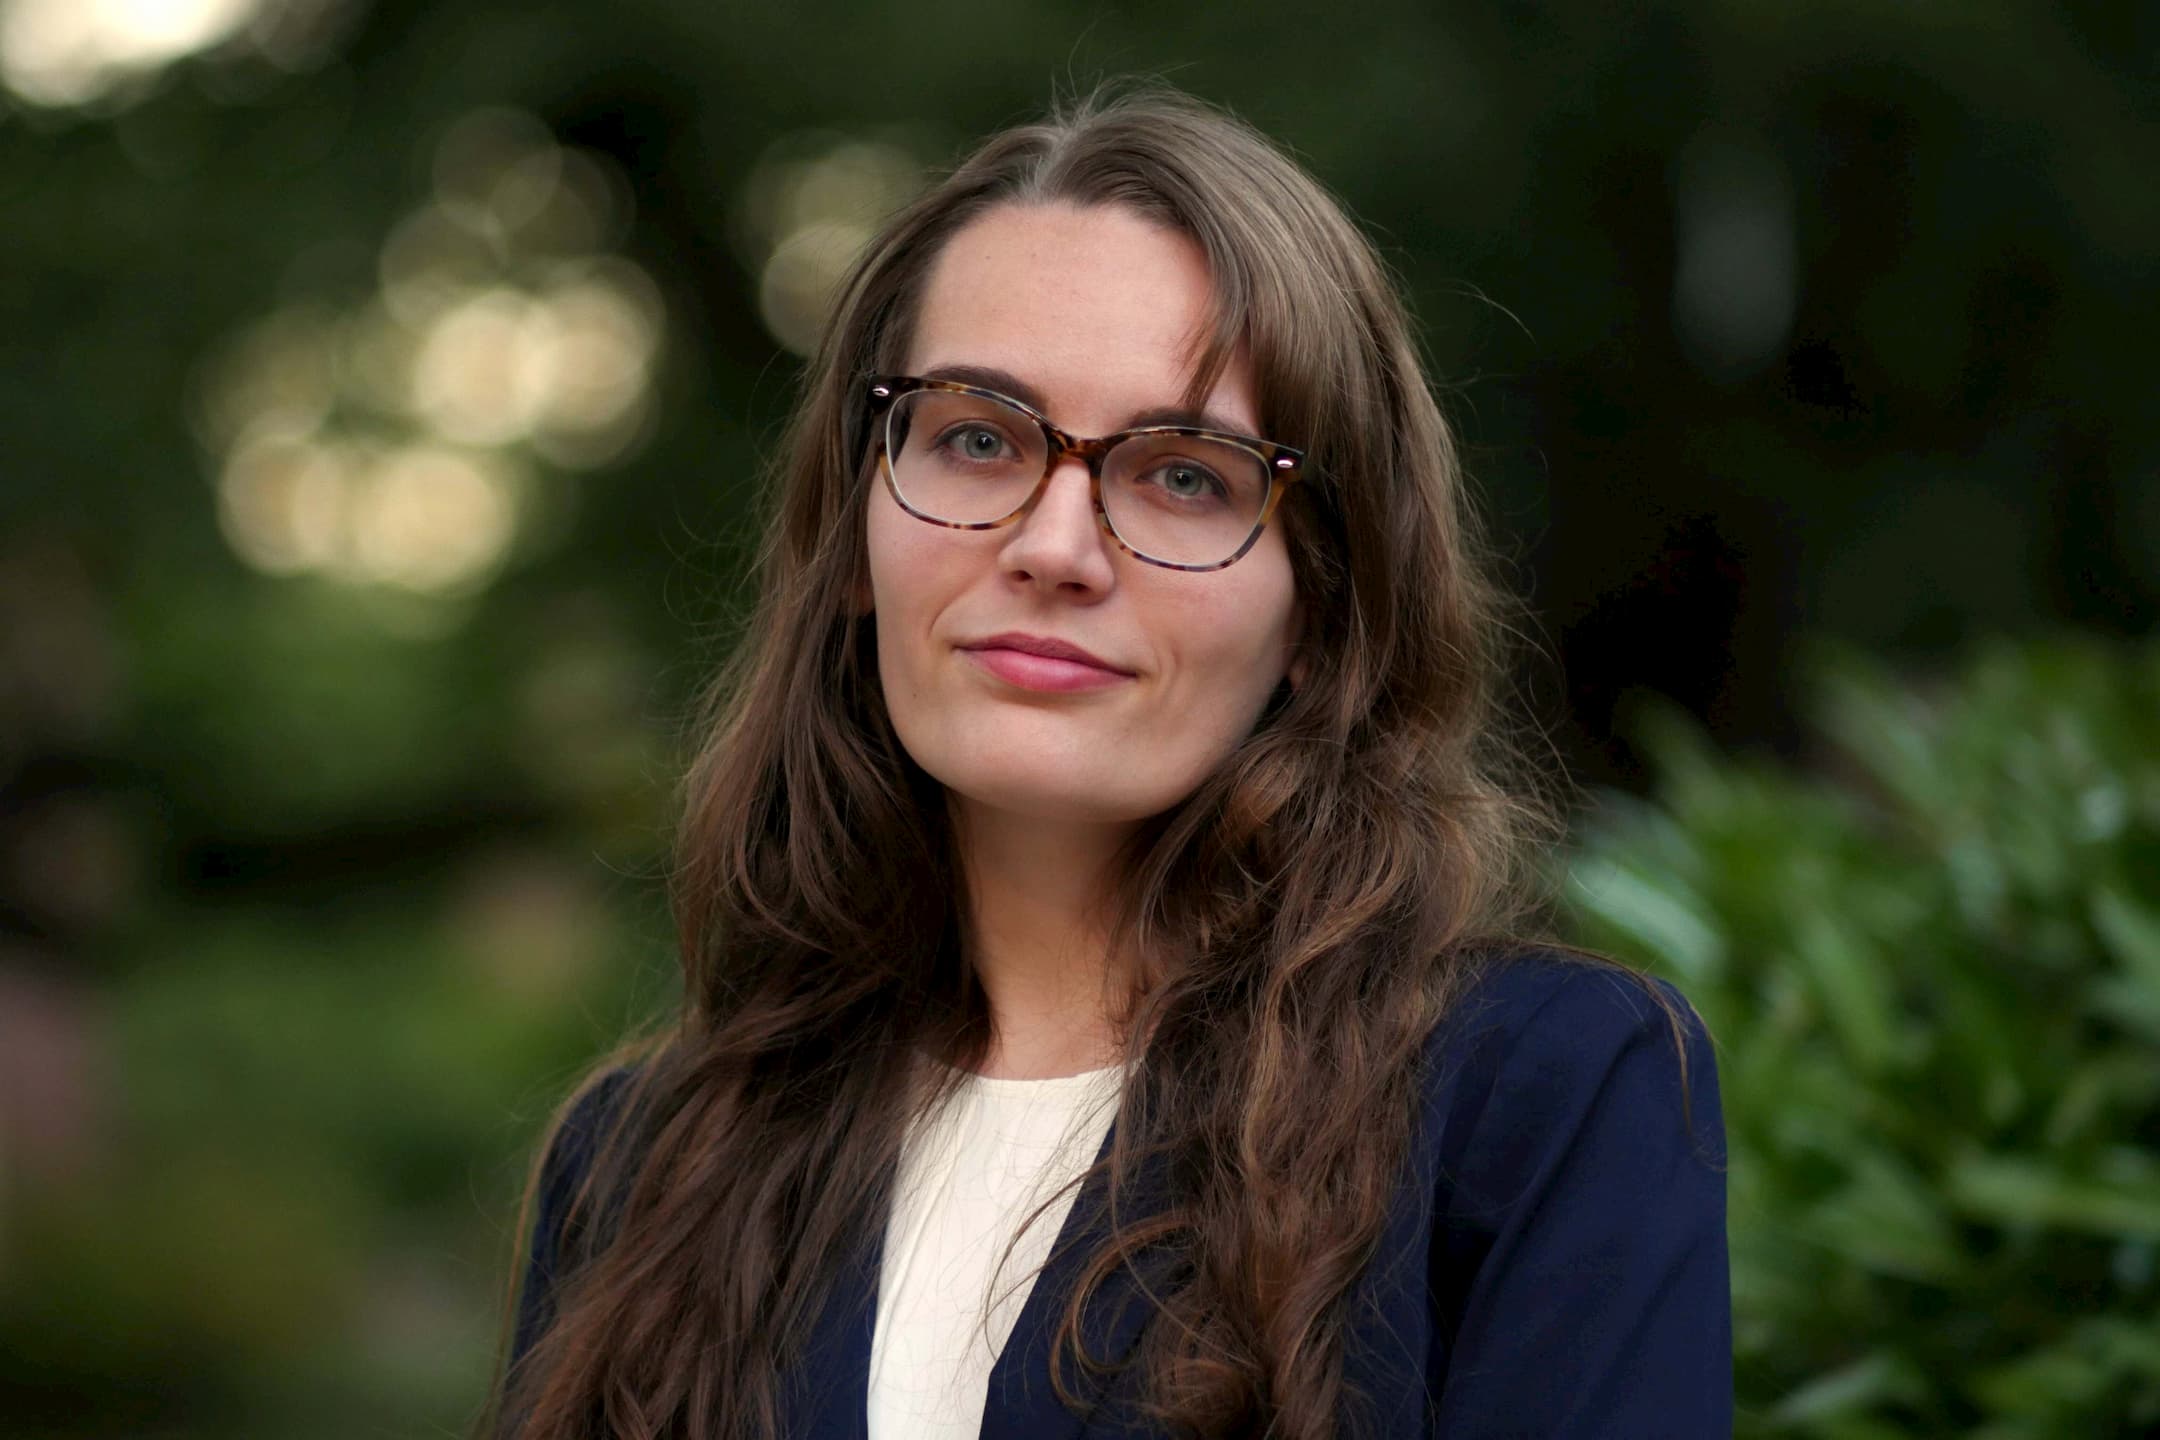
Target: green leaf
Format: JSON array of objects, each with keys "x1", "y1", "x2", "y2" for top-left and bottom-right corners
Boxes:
[
  {"x1": 1789, "y1": 911, "x2": 1902, "y2": 1075},
  {"x1": 1947, "y1": 1154, "x2": 2160, "y2": 1241},
  {"x1": 1970, "y1": 1318, "x2": 2160, "y2": 1418},
  {"x1": 1797, "y1": 1149, "x2": 1965, "y2": 1283},
  {"x1": 1564, "y1": 851, "x2": 1726, "y2": 983},
  {"x1": 2093, "y1": 888, "x2": 2160, "y2": 992},
  {"x1": 1766, "y1": 1351, "x2": 1927, "y2": 1427}
]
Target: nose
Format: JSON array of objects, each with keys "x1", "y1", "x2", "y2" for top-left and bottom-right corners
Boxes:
[{"x1": 996, "y1": 455, "x2": 1116, "y2": 596}]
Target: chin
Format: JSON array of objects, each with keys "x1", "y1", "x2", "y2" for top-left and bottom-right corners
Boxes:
[{"x1": 942, "y1": 759, "x2": 1176, "y2": 829}]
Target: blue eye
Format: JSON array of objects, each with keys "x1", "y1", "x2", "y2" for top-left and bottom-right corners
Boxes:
[
  {"x1": 939, "y1": 424, "x2": 1013, "y2": 462},
  {"x1": 1151, "y1": 462, "x2": 1226, "y2": 501}
]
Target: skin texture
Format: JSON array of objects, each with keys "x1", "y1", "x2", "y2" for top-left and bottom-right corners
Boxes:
[{"x1": 864, "y1": 201, "x2": 1304, "y2": 1076}]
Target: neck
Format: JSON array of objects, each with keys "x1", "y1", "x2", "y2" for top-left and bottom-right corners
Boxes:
[{"x1": 951, "y1": 800, "x2": 1135, "y2": 1080}]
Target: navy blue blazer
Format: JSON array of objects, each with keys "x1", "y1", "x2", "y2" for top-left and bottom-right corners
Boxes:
[{"x1": 510, "y1": 951, "x2": 1731, "y2": 1437}]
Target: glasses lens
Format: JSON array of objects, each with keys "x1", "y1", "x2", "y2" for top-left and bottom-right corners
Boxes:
[
  {"x1": 885, "y1": 389, "x2": 1048, "y2": 525},
  {"x1": 1102, "y1": 434, "x2": 1272, "y2": 567}
]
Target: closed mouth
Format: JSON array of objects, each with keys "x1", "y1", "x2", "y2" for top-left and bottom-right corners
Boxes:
[{"x1": 958, "y1": 632, "x2": 1133, "y2": 676}]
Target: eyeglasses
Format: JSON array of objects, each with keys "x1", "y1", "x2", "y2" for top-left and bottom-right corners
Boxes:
[{"x1": 863, "y1": 375, "x2": 1306, "y2": 572}]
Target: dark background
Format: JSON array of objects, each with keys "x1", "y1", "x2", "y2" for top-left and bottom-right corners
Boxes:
[{"x1": 0, "y1": 1, "x2": 2153, "y2": 1435}]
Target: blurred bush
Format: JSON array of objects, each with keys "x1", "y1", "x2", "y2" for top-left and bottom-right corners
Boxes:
[
  {"x1": 0, "y1": 829, "x2": 675, "y2": 1438},
  {"x1": 1568, "y1": 636, "x2": 2160, "y2": 1438}
]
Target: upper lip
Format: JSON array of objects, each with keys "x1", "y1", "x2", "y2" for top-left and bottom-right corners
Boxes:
[{"x1": 959, "y1": 631, "x2": 1133, "y2": 675}]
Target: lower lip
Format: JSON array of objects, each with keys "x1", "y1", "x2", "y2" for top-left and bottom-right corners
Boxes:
[{"x1": 961, "y1": 647, "x2": 1132, "y2": 692}]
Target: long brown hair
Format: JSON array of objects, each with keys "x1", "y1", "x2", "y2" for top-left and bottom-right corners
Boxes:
[{"x1": 485, "y1": 82, "x2": 1610, "y2": 1439}]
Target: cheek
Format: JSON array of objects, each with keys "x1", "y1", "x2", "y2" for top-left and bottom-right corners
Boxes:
[
  {"x1": 1217, "y1": 548, "x2": 1299, "y2": 685},
  {"x1": 865, "y1": 492, "x2": 977, "y2": 733},
  {"x1": 865, "y1": 489, "x2": 942, "y2": 634},
  {"x1": 1155, "y1": 562, "x2": 1299, "y2": 733},
  {"x1": 867, "y1": 527, "x2": 924, "y2": 702}
]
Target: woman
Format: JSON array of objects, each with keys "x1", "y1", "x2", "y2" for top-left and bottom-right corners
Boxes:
[{"x1": 487, "y1": 85, "x2": 1729, "y2": 1440}]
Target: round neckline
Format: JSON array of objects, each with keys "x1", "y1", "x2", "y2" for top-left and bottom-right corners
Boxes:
[{"x1": 938, "y1": 1058, "x2": 1125, "y2": 1098}]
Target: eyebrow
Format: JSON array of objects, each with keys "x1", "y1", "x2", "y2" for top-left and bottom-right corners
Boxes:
[{"x1": 917, "y1": 362, "x2": 1255, "y2": 437}]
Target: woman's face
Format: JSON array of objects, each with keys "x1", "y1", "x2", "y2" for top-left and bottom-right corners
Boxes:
[{"x1": 865, "y1": 201, "x2": 1304, "y2": 829}]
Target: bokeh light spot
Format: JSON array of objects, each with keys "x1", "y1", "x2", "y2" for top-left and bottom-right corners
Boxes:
[
  {"x1": 408, "y1": 287, "x2": 544, "y2": 447},
  {"x1": 0, "y1": 0, "x2": 352, "y2": 108},
  {"x1": 195, "y1": 305, "x2": 341, "y2": 451},
  {"x1": 198, "y1": 109, "x2": 665, "y2": 601},
  {"x1": 344, "y1": 445, "x2": 517, "y2": 593},
  {"x1": 738, "y1": 135, "x2": 919, "y2": 356},
  {"x1": 759, "y1": 220, "x2": 870, "y2": 359},
  {"x1": 217, "y1": 430, "x2": 349, "y2": 576}
]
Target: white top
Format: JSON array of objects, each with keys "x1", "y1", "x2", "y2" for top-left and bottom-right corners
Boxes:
[{"x1": 865, "y1": 1060, "x2": 1125, "y2": 1440}]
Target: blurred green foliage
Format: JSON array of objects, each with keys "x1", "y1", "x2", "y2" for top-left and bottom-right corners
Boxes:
[
  {"x1": 2, "y1": 888, "x2": 674, "y2": 1438},
  {"x1": 1568, "y1": 637, "x2": 2160, "y2": 1438}
]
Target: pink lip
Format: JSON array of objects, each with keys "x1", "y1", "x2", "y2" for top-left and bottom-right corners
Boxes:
[{"x1": 958, "y1": 632, "x2": 1134, "y2": 693}]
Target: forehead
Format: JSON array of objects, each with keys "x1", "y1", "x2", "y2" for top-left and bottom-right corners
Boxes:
[{"x1": 903, "y1": 201, "x2": 1256, "y2": 433}]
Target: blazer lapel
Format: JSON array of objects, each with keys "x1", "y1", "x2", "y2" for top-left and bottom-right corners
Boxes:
[
  {"x1": 786, "y1": 1218, "x2": 883, "y2": 1440},
  {"x1": 979, "y1": 1115, "x2": 1170, "y2": 1439},
  {"x1": 783, "y1": 1113, "x2": 1174, "y2": 1440}
]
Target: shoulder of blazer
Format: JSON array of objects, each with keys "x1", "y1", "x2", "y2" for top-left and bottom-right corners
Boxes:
[
  {"x1": 1411, "y1": 944, "x2": 1718, "y2": 1164},
  {"x1": 1420, "y1": 943, "x2": 1704, "y2": 1069},
  {"x1": 511, "y1": 1064, "x2": 641, "y2": 1369}
]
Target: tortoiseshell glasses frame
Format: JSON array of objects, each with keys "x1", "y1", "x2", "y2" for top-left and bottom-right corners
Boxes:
[{"x1": 862, "y1": 375, "x2": 1308, "y2": 573}]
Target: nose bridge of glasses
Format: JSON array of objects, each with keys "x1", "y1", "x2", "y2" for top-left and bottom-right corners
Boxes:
[
  {"x1": 1024, "y1": 447, "x2": 1109, "y2": 533},
  {"x1": 1040, "y1": 421, "x2": 1117, "y2": 480}
]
